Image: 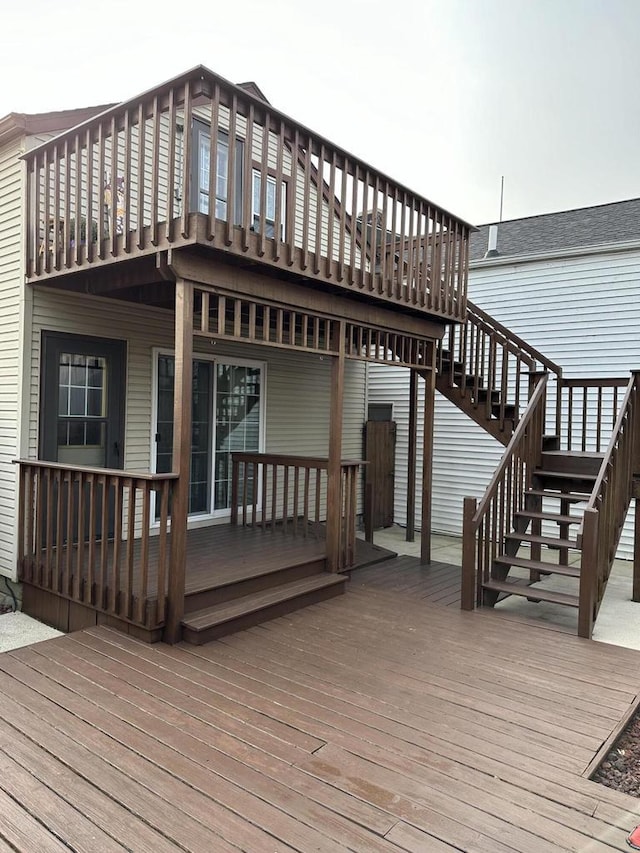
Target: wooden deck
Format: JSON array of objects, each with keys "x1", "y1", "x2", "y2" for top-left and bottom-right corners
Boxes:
[
  {"x1": 3, "y1": 558, "x2": 640, "y2": 851},
  {"x1": 21, "y1": 522, "x2": 394, "y2": 637}
]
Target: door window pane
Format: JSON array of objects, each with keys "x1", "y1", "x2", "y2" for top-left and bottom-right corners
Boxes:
[
  {"x1": 155, "y1": 356, "x2": 212, "y2": 516},
  {"x1": 56, "y1": 353, "x2": 108, "y2": 467},
  {"x1": 214, "y1": 363, "x2": 262, "y2": 511}
]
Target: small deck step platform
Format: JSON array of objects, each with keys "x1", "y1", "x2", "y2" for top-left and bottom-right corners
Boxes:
[
  {"x1": 483, "y1": 578, "x2": 580, "y2": 608},
  {"x1": 181, "y1": 573, "x2": 347, "y2": 645},
  {"x1": 494, "y1": 555, "x2": 581, "y2": 578}
]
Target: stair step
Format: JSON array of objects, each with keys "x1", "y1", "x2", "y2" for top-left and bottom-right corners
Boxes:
[
  {"x1": 492, "y1": 402, "x2": 517, "y2": 420},
  {"x1": 505, "y1": 532, "x2": 579, "y2": 549},
  {"x1": 535, "y1": 469, "x2": 597, "y2": 484},
  {"x1": 475, "y1": 387, "x2": 501, "y2": 404},
  {"x1": 494, "y1": 555, "x2": 581, "y2": 578},
  {"x1": 515, "y1": 509, "x2": 582, "y2": 525},
  {"x1": 483, "y1": 579, "x2": 580, "y2": 608},
  {"x1": 181, "y1": 573, "x2": 346, "y2": 645},
  {"x1": 526, "y1": 488, "x2": 590, "y2": 503},
  {"x1": 540, "y1": 451, "x2": 603, "y2": 477}
]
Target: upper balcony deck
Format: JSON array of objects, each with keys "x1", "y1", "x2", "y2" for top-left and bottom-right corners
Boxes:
[{"x1": 24, "y1": 66, "x2": 472, "y2": 322}]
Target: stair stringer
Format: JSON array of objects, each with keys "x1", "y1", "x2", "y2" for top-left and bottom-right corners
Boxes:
[{"x1": 432, "y1": 374, "x2": 514, "y2": 446}]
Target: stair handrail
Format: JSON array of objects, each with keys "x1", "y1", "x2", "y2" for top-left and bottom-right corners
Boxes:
[
  {"x1": 466, "y1": 300, "x2": 563, "y2": 377},
  {"x1": 461, "y1": 372, "x2": 549, "y2": 609},
  {"x1": 576, "y1": 372, "x2": 640, "y2": 636}
]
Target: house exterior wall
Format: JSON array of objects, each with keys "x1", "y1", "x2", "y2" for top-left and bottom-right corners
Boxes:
[
  {"x1": 368, "y1": 245, "x2": 640, "y2": 559},
  {"x1": 25, "y1": 287, "x2": 366, "y2": 540},
  {"x1": 0, "y1": 134, "x2": 25, "y2": 577}
]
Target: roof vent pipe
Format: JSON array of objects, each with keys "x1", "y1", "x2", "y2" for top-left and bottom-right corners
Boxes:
[{"x1": 484, "y1": 224, "x2": 499, "y2": 258}]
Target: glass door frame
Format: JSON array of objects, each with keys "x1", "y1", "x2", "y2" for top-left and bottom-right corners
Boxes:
[{"x1": 150, "y1": 348, "x2": 266, "y2": 527}]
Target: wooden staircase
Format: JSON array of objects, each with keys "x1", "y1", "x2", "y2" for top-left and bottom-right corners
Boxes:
[
  {"x1": 482, "y1": 448, "x2": 602, "y2": 611},
  {"x1": 452, "y1": 302, "x2": 639, "y2": 638}
]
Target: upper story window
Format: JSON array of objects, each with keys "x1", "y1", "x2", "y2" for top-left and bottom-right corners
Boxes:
[
  {"x1": 252, "y1": 170, "x2": 286, "y2": 240},
  {"x1": 192, "y1": 119, "x2": 244, "y2": 223}
]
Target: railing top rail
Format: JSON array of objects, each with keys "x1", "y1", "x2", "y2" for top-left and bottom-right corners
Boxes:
[
  {"x1": 558, "y1": 376, "x2": 629, "y2": 387},
  {"x1": 584, "y1": 373, "x2": 638, "y2": 514},
  {"x1": 471, "y1": 373, "x2": 549, "y2": 528},
  {"x1": 22, "y1": 64, "x2": 475, "y2": 234},
  {"x1": 466, "y1": 300, "x2": 563, "y2": 377},
  {"x1": 232, "y1": 452, "x2": 365, "y2": 469},
  {"x1": 14, "y1": 459, "x2": 179, "y2": 481}
]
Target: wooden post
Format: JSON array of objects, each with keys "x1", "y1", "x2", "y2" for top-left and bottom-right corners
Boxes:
[
  {"x1": 634, "y1": 495, "x2": 640, "y2": 603},
  {"x1": 164, "y1": 278, "x2": 193, "y2": 644},
  {"x1": 420, "y1": 362, "x2": 436, "y2": 565},
  {"x1": 631, "y1": 373, "x2": 640, "y2": 600},
  {"x1": 406, "y1": 368, "x2": 418, "y2": 541},
  {"x1": 461, "y1": 496, "x2": 477, "y2": 610},
  {"x1": 578, "y1": 507, "x2": 598, "y2": 639},
  {"x1": 326, "y1": 322, "x2": 345, "y2": 572}
]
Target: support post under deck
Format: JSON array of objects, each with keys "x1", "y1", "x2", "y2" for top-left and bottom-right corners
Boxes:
[
  {"x1": 326, "y1": 321, "x2": 345, "y2": 572},
  {"x1": 164, "y1": 277, "x2": 193, "y2": 643},
  {"x1": 406, "y1": 369, "x2": 418, "y2": 542},
  {"x1": 420, "y1": 363, "x2": 436, "y2": 565}
]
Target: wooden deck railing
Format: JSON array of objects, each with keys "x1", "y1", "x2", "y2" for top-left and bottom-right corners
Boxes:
[
  {"x1": 577, "y1": 372, "x2": 640, "y2": 637},
  {"x1": 24, "y1": 65, "x2": 471, "y2": 321},
  {"x1": 555, "y1": 377, "x2": 629, "y2": 453},
  {"x1": 461, "y1": 373, "x2": 548, "y2": 609},
  {"x1": 16, "y1": 460, "x2": 177, "y2": 630},
  {"x1": 230, "y1": 452, "x2": 361, "y2": 569},
  {"x1": 438, "y1": 299, "x2": 562, "y2": 433}
]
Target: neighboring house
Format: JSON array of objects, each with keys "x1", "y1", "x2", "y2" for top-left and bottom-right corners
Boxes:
[{"x1": 368, "y1": 198, "x2": 640, "y2": 559}]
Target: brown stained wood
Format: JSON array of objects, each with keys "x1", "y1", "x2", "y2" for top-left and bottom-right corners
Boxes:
[
  {"x1": 25, "y1": 69, "x2": 470, "y2": 325},
  {"x1": 406, "y1": 370, "x2": 418, "y2": 542},
  {"x1": 421, "y1": 364, "x2": 436, "y2": 564},
  {"x1": 4, "y1": 567, "x2": 640, "y2": 851},
  {"x1": 326, "y1": 323, "x2": 345, "y2": 572},
  {"x1": 165, "y1": 278, "x2": 193, "y2": 643}
]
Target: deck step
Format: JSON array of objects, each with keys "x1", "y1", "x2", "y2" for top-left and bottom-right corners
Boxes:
[
  {"x1": 483, "y1": 579, "x2": 580, "y2": 608},
  {"x1": 494, "y1": 555, "x2": 581, "y2": 578},
  {"x1": 505, "y1": 532, "x2": 579, "y2": 549},
  {"x1": 534, "y1": 469, "x2": 597, "y2": 484},
  {"x1": 540, "y1": 451, "x2": 603, "y2": 476},
  {"x1": 181, "y1": 573, "x2": 346, "y2": 645},
  {"x1": 525, "y1": 488, "x2": 590, "y2": 503},
  {"x1": 184, "y1": 555, "x2": 326, "y2": 613},
  {"x1": 515, "y1": 509, "x2": 582, "y2": 525}
]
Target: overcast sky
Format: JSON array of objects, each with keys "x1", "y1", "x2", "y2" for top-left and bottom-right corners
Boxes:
[{"x1": 2, "y1": 0, "x2": 639, "y2": 225}]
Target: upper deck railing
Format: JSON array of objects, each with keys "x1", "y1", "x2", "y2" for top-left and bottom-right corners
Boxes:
[{"x1": 24, "y1": 65, "x2": 471, "y2": 322}]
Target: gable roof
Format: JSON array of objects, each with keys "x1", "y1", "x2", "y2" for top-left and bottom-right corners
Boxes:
[
  {"x1": 469, "y1": 197, "x2": 640, "y2": 262},
  {"x1": 0, "y1": 105, "x2": 116, "y2": 147}
]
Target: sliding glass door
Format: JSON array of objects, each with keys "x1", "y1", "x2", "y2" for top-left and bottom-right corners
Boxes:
[{"x1": 154, "y1": 354, "x2": 263, "y2": 519}]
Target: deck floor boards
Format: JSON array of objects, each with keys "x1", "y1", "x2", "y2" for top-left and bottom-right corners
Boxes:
[{"x1": 2, "y1": 553, "x2": 640, "y2": 850}]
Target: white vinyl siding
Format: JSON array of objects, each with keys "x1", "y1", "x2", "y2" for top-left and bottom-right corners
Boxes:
[
  {"x1": 0, "y1": 136, "x2": 24, "y2": 576},
  {"x1": 368, "y1": 246, "x2": 640, "y2": 559},
  {"x1": 28, "y1": 288, "x2": 366, "y2": 526}
]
